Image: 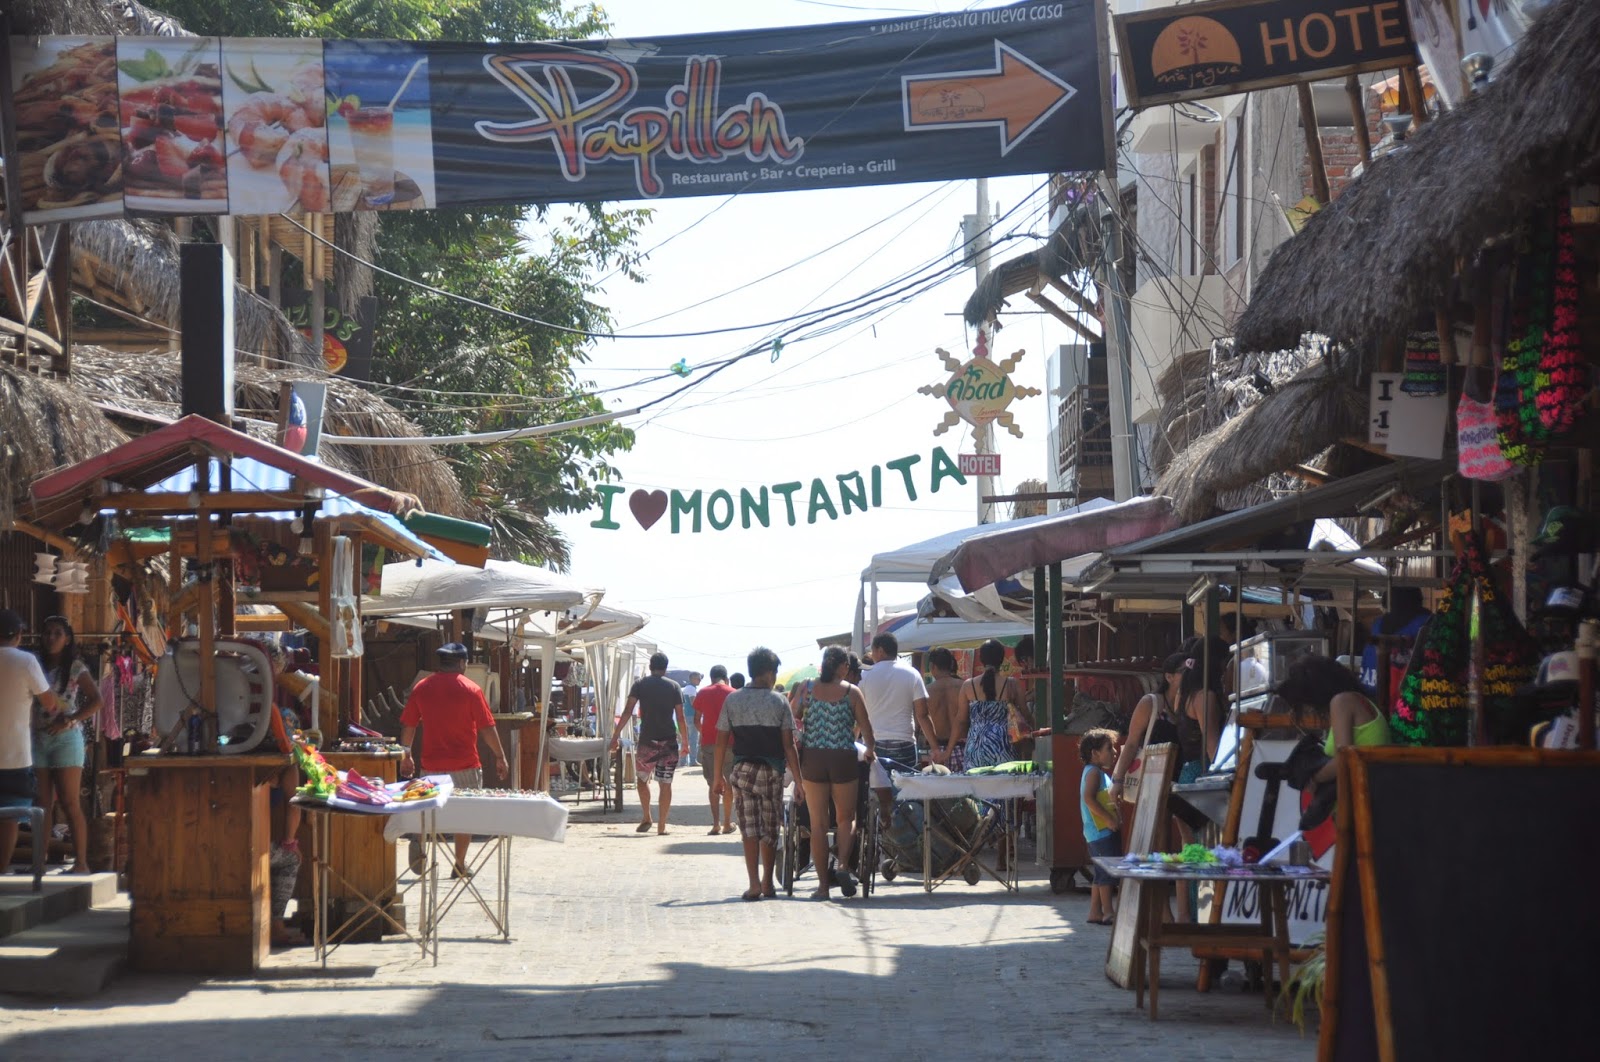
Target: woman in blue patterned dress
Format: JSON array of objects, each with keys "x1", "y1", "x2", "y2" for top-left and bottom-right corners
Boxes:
[
  {"x1": 952, "y1": 639, "x2": 1028, "y2": 770},
  {"x1": 951, "y1": 639, "x2": 1029, "y2": 869},
  {"x1": 798, "y1": 646, "x2": 876, "y2": 899}
]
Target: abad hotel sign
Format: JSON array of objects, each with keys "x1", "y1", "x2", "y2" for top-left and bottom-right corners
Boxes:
[{"x1": 1115, "y1": 0, "x2": 1419, "y2": 108}]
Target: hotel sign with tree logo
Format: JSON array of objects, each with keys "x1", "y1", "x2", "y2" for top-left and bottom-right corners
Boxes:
[
  {"x1": 1114, "y1": 0, "x2": 1418, "y2": 109},
  {"x1": 918, "y1": 334, "x2": 1040, "y2": 438}
]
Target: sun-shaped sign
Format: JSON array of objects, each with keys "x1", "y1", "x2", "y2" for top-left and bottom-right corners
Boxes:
[{"x1": 917, "y1": 330, "x2": 1040, "y2": 438}]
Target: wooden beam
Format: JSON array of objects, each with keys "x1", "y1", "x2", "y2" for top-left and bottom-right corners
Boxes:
[
  {"x1": 0, "y1": 314, "x2": 63, "y2": 356},
  {"x1": 1044, "y1": 275, "x2": 1100, "y2": 319},
  {"x1": 1345, "y1": 75, "x2": 1372, "y2": 164},
  {"x1": 1298, "y1": 82, "x2": 1331, "y2": 204},
  {"x1": 1025, "y1": 290, "x2": 1099, "y2": 344},
  {"x1": 94, "y1": 491, "x2": 307, "y2": 514},
  {"x1": 1, "y1": 517, "x2": 80, "y2": 554}
]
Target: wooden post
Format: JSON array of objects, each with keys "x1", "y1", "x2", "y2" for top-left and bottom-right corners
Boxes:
[
  {"x1": 196, "y1": 510, "x2": 217, "y2": 718},
  {"x1": 1401, "y1": 67, "x2": 1430, "y2": 125},
  {"x1": 347, "y1": 531, "x2": 363, "y2": 727},
  {"x1": 1297, "y1": 82, "x2": 1331, "y2": 205},
  {"x1": 316, "y1": 520, "x2": 336, "y2": 738},
  {"x1": 1345, "y1": 75, "x2": 1372, "y2": 164}
]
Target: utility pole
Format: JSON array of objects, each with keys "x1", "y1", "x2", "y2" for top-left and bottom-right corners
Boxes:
[
  {"x1": 1097, "y1": 186, "x2": 1139, "y2": 501},
  {"x1": 972, "y1": 176, "x2": 996, "y2": 525}
]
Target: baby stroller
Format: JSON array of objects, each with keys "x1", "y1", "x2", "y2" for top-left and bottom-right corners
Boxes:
[
  {"x1": 777, "y1": 754, "x2": 878, "y2": 898},
  {"x1": 874, "y1": 764, "x2": 999, "y2": 888}
]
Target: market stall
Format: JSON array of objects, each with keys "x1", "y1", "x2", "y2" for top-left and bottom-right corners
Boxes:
[{"x1": 24, "y1": 415, "x2": 442, "y2": 974}]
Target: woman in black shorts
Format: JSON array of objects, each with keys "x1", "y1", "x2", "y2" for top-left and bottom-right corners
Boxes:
[{"x1": 797, "y1": 646, "x2": 876, "y2": 900}]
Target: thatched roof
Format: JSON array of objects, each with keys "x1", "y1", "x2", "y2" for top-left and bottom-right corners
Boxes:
[
  {"x1": 964, "y1": 198, "x2": 1100, "y2": 326},
  {"x1": 13, "y1": 0, "x2": 184, "y2": 36},
  {"x1": 73, "y1": 221, "x2": 316, "y2": 364},
  {"x1": 1236, "y1": 0, "x2": 1600, "y2": 352},
  {"x1": 1155, "y1": 346, "x2": 1368, "y2": 522},
  {"x1": 67, "y1": 347, "x2": 471, "y2": 518},
  {"x1": 0, "y1": 365, "x2": 131, "y2": 524}
]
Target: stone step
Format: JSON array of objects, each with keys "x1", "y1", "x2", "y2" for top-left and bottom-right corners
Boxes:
[
  {"x1": 0, "y1": 900, "x2": 128, "y2": 999},
  {"x1": 0, "y1": 872, "x2": 118, "y2": 941}
]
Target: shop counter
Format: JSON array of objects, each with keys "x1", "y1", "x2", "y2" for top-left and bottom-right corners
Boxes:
[{"x1": 125, "y1": 754, "x2": 287, "y2": 975}]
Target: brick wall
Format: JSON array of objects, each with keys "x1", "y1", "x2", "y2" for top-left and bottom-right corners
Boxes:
[{"x1": 1300, "y1": 84, "x2": 1388, "y2": 202}]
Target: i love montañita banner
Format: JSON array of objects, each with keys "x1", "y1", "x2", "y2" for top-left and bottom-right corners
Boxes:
[
  {"x1": 590, "y1": 448, "x2": 969, "y2": 534},
  {"x1": 9, "y1": 0, "x2": 1103, "y2": 224}
]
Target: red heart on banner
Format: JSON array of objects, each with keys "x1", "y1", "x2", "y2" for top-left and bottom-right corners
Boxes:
[{"x1": 629, "y1": 489, "x2": 669, "y2": 530}]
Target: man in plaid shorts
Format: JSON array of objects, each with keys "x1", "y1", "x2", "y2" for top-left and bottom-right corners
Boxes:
[{"x1": 713, "y1": 647, "x2": 800, "y2": 901}]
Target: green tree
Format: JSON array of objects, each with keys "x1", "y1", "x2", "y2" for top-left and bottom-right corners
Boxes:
[{"x1": 152, "y1": 0, "x2": 648, "y2": 568}]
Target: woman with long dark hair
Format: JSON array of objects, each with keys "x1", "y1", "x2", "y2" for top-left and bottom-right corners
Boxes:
[
  {"x1": 796, "y1": 645, "x2": 875, "y2": 900},
  {"x1": 1275, "y1": 656, "x2": 1391, "y2": 786},
  {"x1": 32, "y1": 616, "x2": 100, "y2": 873},
  {"x1": 951, "y1": 639, "x2": 1029, "y2": 869},
  {"x1": 1172, "y1": 636, "x2": 1226, "y2": 785},
  {"x1": 1109, "y1": 651, "x2": 1187, "y2": 806},
  {"x1": 951, "y1": 640, "x2": 1027, "y2": 770}
]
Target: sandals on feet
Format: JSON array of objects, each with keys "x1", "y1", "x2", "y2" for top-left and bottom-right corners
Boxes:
[{"x1": 635, "y1": 821, "x2": 652, "y2": 833}]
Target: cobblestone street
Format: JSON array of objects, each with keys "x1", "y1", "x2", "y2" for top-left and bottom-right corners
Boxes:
[{"x1": 1, "y1": 776, "x2": 1314, "y2": 1060}]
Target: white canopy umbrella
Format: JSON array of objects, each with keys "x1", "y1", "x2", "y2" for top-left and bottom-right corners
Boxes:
[{"x1": 366, "y1": 558, "x2": 599, "y2": 618}]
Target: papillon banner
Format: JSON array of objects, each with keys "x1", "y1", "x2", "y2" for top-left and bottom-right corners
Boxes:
[{"x1": 9, "y1": 0, "x2": 1104, "y2": 225}]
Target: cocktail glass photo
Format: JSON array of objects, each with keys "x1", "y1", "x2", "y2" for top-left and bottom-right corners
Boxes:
[{"x1": 346, "y1": 105, "x2": 395, "y2": 206}]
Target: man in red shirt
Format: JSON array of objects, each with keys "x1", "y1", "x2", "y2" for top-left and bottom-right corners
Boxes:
[
  {"x1": 694, "y1": 665, "x2": 736, "y2": 835},
  {"x1": 399, "y1": 643, "x2": 509, "y2": 877}
]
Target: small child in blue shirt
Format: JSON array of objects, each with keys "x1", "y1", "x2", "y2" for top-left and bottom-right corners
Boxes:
[{"x1": 1080, "y1": 728, "x2": 1122, "y2": 925}]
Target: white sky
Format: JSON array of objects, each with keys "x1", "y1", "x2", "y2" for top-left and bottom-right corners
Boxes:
[{"x1": 550, "y1": 0, "x2": 1082, "y2": 677}]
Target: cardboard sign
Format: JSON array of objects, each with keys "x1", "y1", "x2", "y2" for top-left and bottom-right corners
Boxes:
[
  {"x1": 1368, "y1": 372, "x2": 1448, "y2": 459},
  {"x1": 1115, "y1": 0, "x2": 1418, "y2": 109}
]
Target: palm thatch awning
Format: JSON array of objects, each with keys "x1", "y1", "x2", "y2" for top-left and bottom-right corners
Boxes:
[
  {"x1": 0, "y1": 364, "x2": 130, "y2": 524},
  {"x1": 1156, "y1": 349, "x2": 1368, "y2": 523},
  {"x1": 1235, "y1": 0, "x2": 1600, "y2": 353},
  {"x1": 66, "y1": 347, "x2": 470, "y2": 518},
  {"x1": 72, "y1": 221, "x2": 315, "y2": 363},
  {"x1": 963, "y1": 198, "x2": 1102, "y2": 335}
]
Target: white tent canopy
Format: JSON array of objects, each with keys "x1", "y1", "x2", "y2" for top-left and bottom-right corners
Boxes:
[{"x1": 855, "y1": 498, "x2": 1117, "y2": 646}]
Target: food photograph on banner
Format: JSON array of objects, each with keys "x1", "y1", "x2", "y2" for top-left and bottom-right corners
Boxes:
[
  {"x1": 220, "y1": 37, "x2": 330, "y2": 215},
  {"x1": 117, "y1": 35, "x2": 228, "y2": 215},
  {"x1": 322, "y1": 39, "x2": 436, "y2": 211},
  {"x1": 8, "y1": 35, "x2": 123, "y2": 223}
]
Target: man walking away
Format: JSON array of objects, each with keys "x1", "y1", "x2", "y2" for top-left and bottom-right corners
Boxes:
[
  {"x1": 1, "y1": 610, "x2": 57, "y2": 872},
  {"x1": 857, "y1": 633, "x2": 933, "y2": 829},
  {"x1": 681, "y1": 671, "x2": 703, "y2": 765},
  {"x1": 694, "y1": 666, "x2": 737, "y2": 834},
  {"x1": 400, "y1": 643, "x2": 510, "y2": 878},
  {"x1": 610, "y1": 652, "x2": 689, "y2": 834},
  {"x1": 713, "y1": 647, "x2": 800, "y2": 900}
]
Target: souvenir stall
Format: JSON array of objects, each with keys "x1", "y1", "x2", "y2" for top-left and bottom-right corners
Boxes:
[
  {"x1": 1198, "y1": 0, "x2": 1600, "y2": 1052},
  {"x1": 23, "y1": 415, "x2": 444, "y2": 974}
]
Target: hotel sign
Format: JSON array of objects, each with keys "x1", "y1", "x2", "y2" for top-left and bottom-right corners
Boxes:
[{"x1": 1115, "y1": 0, "x2": 1419, "y2": 109}]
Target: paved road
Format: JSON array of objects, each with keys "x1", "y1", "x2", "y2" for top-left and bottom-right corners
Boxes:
[{"x1": 1, "y1": 774, "x2": 1314, "y2": 1060}]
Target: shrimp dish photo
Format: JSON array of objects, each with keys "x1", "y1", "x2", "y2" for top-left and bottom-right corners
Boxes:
[{"x1": 224, "y1": 56, "x2": 331, "y2": 214}]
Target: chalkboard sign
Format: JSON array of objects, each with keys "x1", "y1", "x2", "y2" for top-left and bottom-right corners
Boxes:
[
  {"x1": 1105, "y1": 742, "x2": 1175, "y2": 988},
  {"x1": 1321, "y1": 747, "x2": 1600, "y2": 1062}
]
